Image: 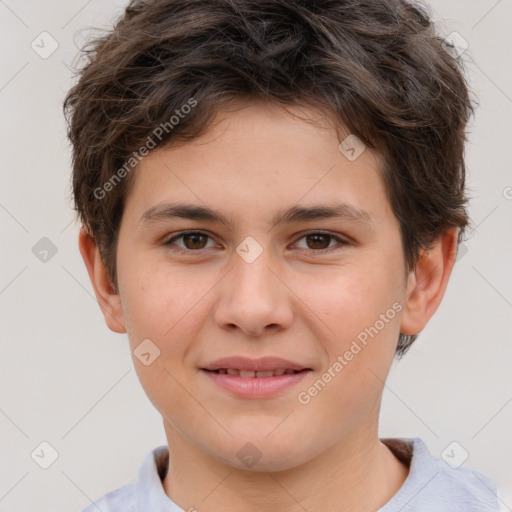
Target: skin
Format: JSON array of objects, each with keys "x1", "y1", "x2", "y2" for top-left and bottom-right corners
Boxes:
[{"x1": 80, "y1": 99, "x2": 458, "y2": 512}]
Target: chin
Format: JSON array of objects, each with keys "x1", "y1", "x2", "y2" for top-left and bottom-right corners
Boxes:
[{"x1": 211, "y1": 433, "x2": 317, "y2": 473}]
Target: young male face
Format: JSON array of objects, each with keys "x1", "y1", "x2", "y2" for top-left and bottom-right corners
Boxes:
[{"x1": 81, "y1": 99, "x2": 456, "y2": 475}]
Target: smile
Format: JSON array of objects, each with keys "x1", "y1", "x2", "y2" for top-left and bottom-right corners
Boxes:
[
  {"x1": 200, "y1": 368, "x2": 312, "y2": 398},
  {"x1": 204, "y1": 368, "x2": 303, "y2": 377}
]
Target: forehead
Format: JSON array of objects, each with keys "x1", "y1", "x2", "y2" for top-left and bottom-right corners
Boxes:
[{"x1": 123, "y1": 100, "x2": 391, "y2": 225}]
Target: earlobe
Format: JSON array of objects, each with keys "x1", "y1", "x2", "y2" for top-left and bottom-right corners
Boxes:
[
  {"x1": 78, "y1": 227, "x2": 127, "y2": 334},
  {"x1": 400, "y1": 228, "x2": 459, "y2": 336}
]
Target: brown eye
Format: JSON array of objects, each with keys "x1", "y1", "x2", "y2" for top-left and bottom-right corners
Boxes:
[
  {"x1": 305, "y1": 233, "x2": 331, "y2": 250},
  {"x1": 182, "y1": 232, "x2": 208, "y2": 249},
  {"x1": 165, "y1": 231, "x2": 215, "y2": 251},
  {"x1": 294, "y1": 231, "x2": 348, "y2": 252}
]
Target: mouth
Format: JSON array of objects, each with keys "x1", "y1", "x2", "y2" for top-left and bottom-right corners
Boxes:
[
  {"x1": 202, "y1": 368, "x2": 308, "y2": 378},
  {"x1": 201, "y1": 355, "x2": 312, "y2": 373},
  {"x1": 199, "y1": 356, "x2": 313, "y2": 398}
]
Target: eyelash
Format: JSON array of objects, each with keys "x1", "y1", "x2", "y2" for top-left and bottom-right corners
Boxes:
[{"x1": 163, "y1": 230, "x2": 349, "y2": 254}]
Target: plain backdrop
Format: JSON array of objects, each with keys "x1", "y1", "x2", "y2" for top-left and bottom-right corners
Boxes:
[{"x1": 0, "y1": 1, "x2": 511, "y2": 511}]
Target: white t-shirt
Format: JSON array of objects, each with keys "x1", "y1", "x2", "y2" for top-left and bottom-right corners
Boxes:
[{"x1": 81, "y1": 438, "x2": 500, "y2": 511}]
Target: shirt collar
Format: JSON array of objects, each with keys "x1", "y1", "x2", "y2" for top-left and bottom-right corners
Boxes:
[
  {"x1": 134, "y1": 438, "x2": 432, "y2": 511},
  {"x1": 136, "y1": 445, "x2": 184, "y2": 511}
]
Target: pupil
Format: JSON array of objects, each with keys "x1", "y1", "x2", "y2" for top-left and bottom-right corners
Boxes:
[
  {"x1": 308, "y1": 234, "x2": 329, "y2": 249},
  {"x1": 184, "y1": 233, "x2": 206, "y2": 249}
]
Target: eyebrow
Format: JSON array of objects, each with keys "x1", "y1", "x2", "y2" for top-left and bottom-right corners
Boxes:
[{"x1": 139, "y1": 202, "x2": 374, "y2": 229}]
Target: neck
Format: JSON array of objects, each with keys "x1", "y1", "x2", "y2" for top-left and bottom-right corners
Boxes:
[{"x1": 162, "y1": 422, "x2": 409, "y2": 512}]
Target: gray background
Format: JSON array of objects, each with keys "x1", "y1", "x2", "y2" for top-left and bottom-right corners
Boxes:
[{"x1": 0, "y1": 0, "x2": 511, "y2": 510}]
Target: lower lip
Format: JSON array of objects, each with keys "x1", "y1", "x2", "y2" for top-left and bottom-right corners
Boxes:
[{"x1": 201, "y1": 369, "x2": 311, "y2": 398}]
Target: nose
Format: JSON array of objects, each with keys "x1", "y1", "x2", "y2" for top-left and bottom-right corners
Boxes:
[{"x1": 213, "y1": 242, "x2": 293, "y2": 337}]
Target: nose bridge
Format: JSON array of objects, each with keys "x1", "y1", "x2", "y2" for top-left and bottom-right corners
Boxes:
[
  {"x1": 232, "y1": 236, "x2": 279, "y2": 300},
  {"x1": 215, "y1": 235, "x2": 292, "y2": 335}
]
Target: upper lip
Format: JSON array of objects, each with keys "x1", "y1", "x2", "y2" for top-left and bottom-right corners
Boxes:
[{"x1": 201, "y1": 356, "x2": 312, "y2": 372}]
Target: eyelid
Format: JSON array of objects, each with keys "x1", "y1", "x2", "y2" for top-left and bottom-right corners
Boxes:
[
  {"x1": 291, "y1": 230, "x2": 350, "y2": 253},
  {"x1": 164, "y1": 230, "x2": 220, "y2": 251},
  {"x1": 164, "y1": 230, "x2": 350, "y2": 253}
]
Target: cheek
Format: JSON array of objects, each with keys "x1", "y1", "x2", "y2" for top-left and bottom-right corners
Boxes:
[
  {"x1": 303, "y1": 260, "x2": 401, "y2": 338},
  {"x1": 118, "y1": 258, "x2": 220, "y2": 399},
  {"x1": 118, "y1": 263, "x2": 206, "y2": 416},
  {"x1": 119, "y1": 255, "x2": 201, "y2": 343},
  {"x1": 300, "y1": 260, "x2": 402, "y2": 391}
]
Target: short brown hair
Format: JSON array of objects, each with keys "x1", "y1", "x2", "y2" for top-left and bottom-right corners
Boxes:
[{"x1": 63, "y1": 0, "x2": 475, "y2": 356}]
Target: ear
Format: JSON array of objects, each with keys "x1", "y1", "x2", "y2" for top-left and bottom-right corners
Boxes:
[
  {"x1": 78, "y1": 227, "x2": 127, "y2": 334},
  {"x1": 400, "y1": 227, "x2": 459, "y2": 336}
]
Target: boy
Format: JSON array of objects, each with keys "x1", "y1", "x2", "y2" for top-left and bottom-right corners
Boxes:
[{"x1": 63, "y1": 0, "x2": 500, "y2": 510}]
